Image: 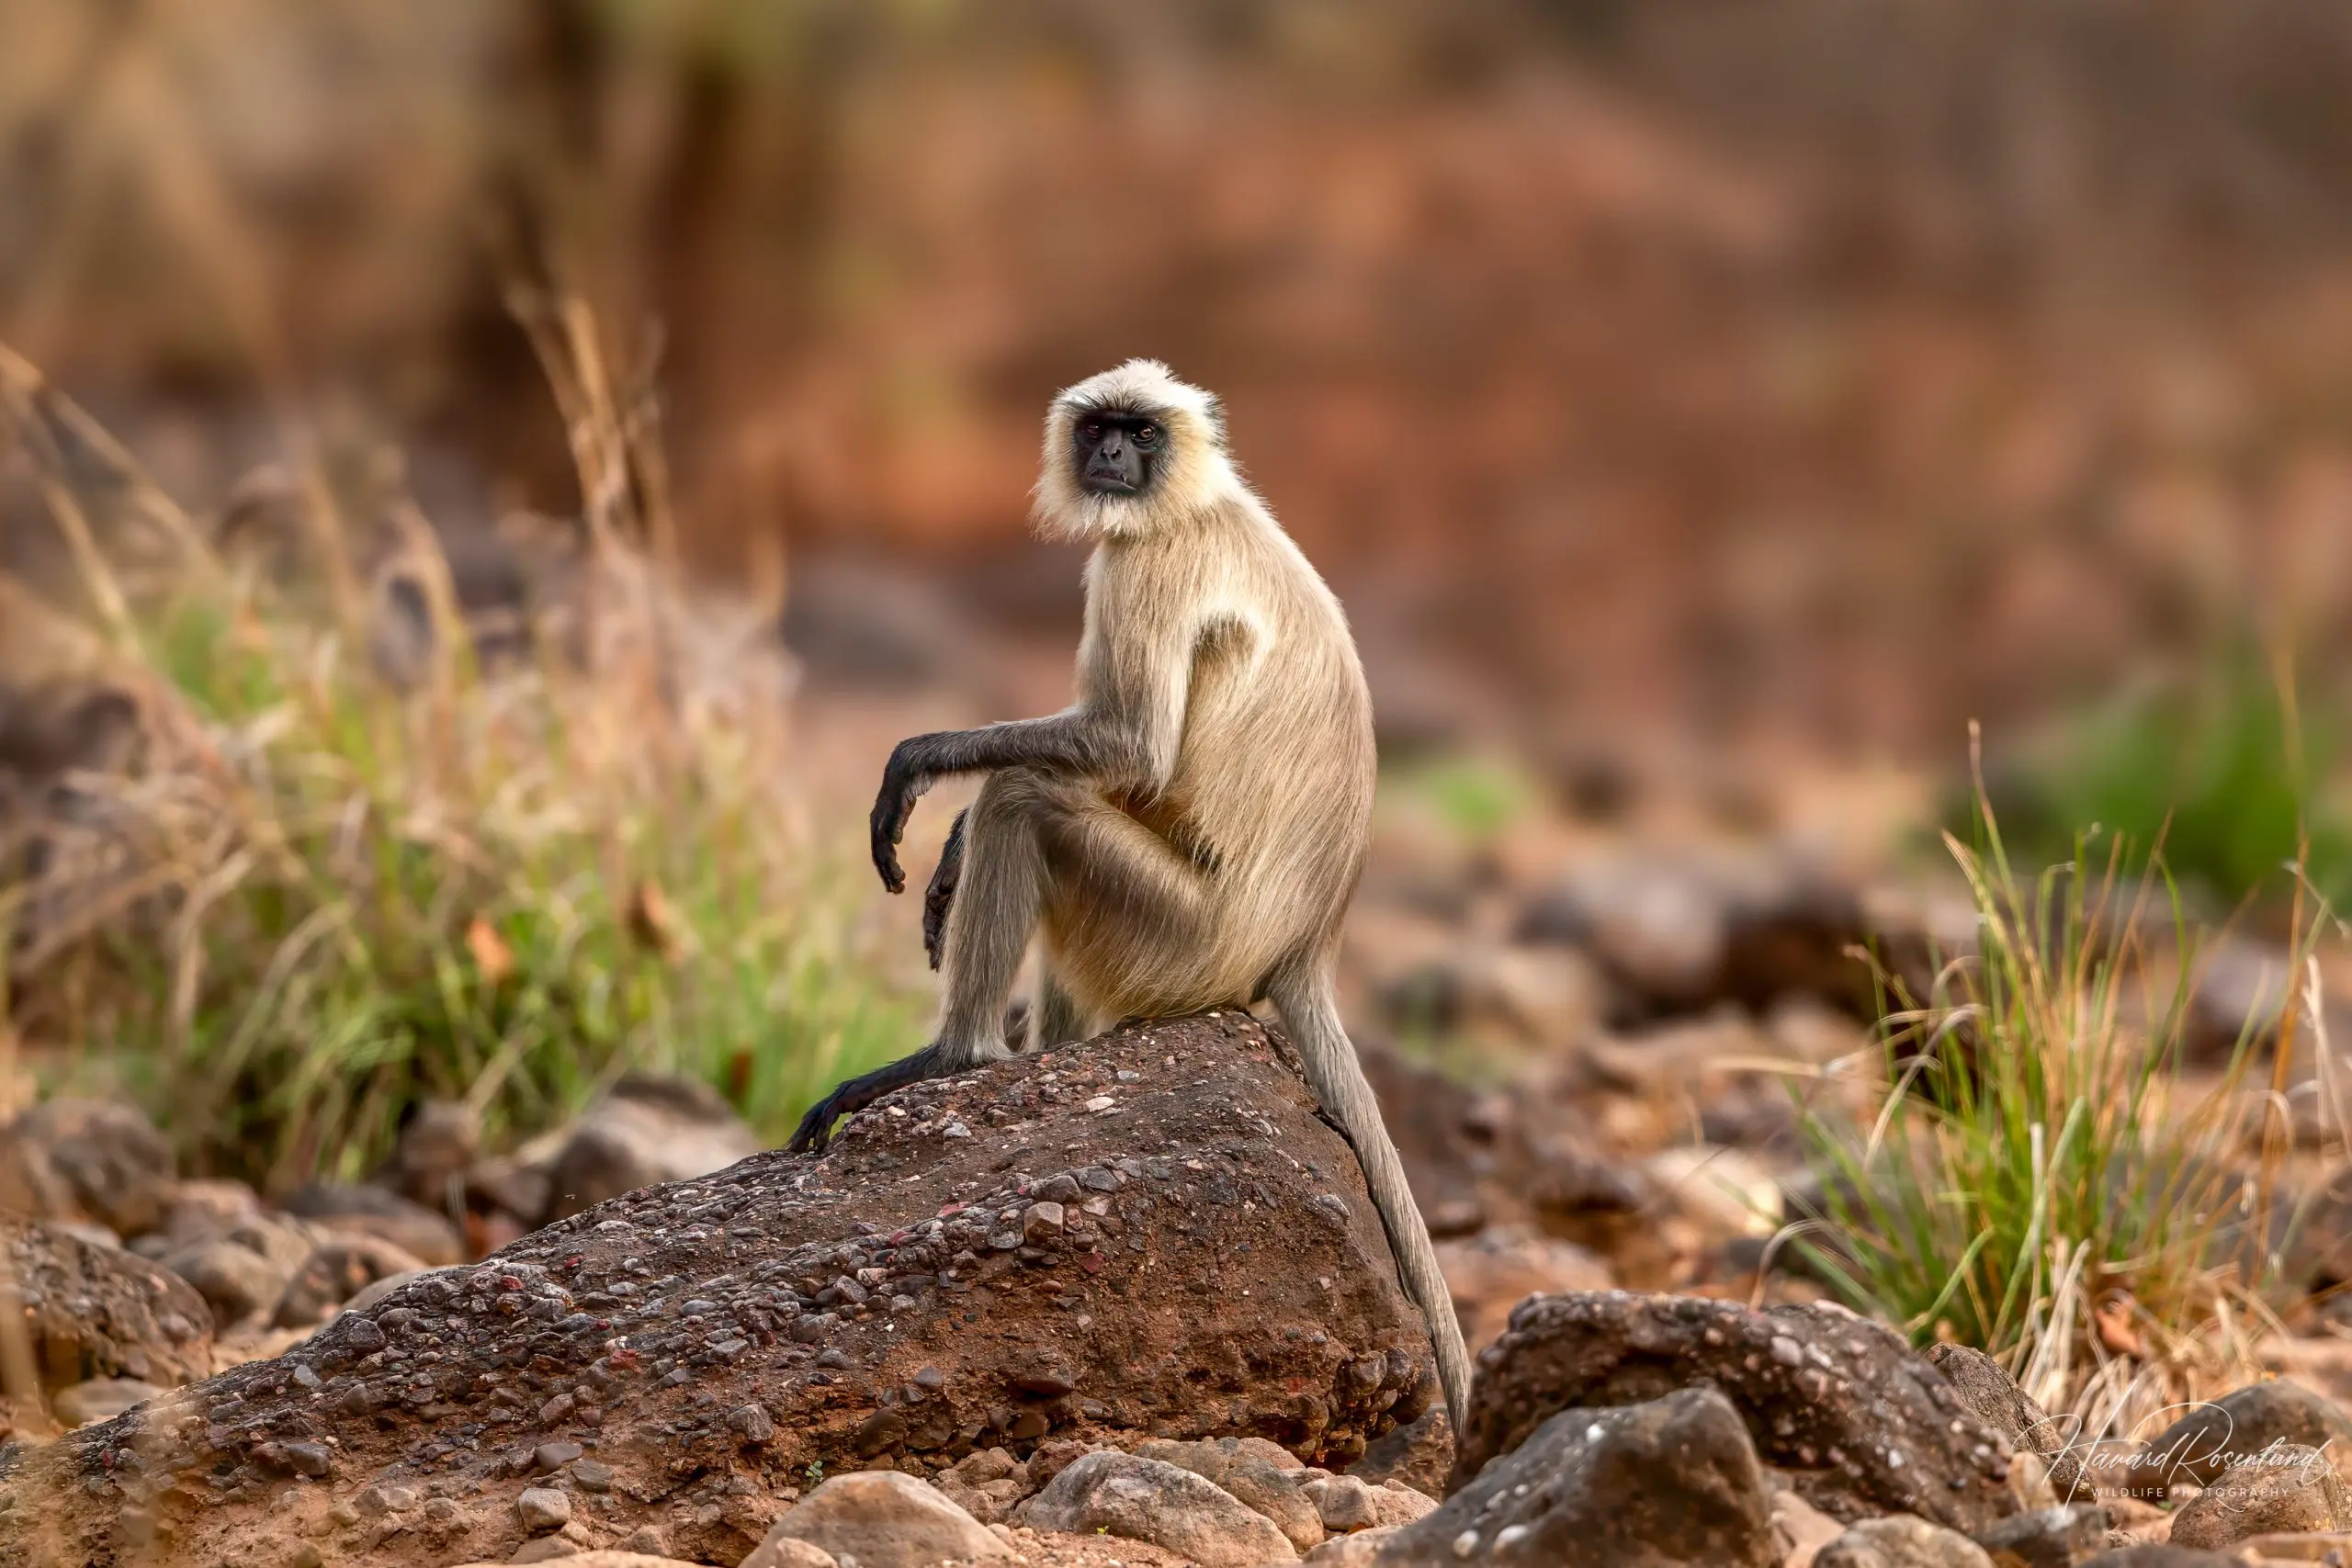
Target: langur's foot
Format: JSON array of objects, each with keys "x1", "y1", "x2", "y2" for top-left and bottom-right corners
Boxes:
[
  {"x1": 787, "y1": 1043, "x2": 952, "y2": 1155},
  {"x1": 923, "y1": 807, "x2": 968, "y2": 970}
]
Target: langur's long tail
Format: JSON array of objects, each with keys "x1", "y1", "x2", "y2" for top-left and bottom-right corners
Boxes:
[{"x1": 1270, "y1": 968, "x2": 1473, "y2": 1436}]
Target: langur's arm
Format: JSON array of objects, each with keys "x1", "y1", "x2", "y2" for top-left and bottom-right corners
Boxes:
[{"x1": 869, "y1": 616, "x2": 1199, "y2": 891}]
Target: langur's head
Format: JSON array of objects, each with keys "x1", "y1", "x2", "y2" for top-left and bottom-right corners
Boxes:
[{"x1": 1034, "y1": 359, "x2": 1241, "y2": 540}]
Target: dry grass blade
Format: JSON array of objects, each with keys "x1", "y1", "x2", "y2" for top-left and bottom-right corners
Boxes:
[
  {"x1": 0, "y1": 320, "x2": 910, "y2": 1190},
  {"x1": 1785, "y1": 741, "x2": 2329, "y2": 1428}
]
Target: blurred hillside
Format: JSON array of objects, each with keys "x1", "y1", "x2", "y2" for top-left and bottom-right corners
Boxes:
[{"x1": 7, "y1": 0, "x2": 2352, "y2": 773}]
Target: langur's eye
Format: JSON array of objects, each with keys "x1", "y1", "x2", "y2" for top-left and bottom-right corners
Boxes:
[
  {"x1": 1081, "y1": 422, "x2": 1102, "y2": 440},
  {"x1": 1135, "y1": 425, "x2": 1159, "y2": 446}
]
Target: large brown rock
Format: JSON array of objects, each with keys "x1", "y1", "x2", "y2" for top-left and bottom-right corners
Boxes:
[
  {"x1": 0, "y1": 1100, "x2": 174, "y2": 1238},
  {"x1": 0, "y1": 1014, "x2": 1441, "y2": 1568},
  {"x1": 754, "y1": 1471, "x2": 1010, "y2": 1568},
  {"x1": 2165, "y1": 1443, "x2": 2352, "y2": 1550},
  {"x1": 1373, "y1": 1387, "x2": 1779, "y2": 1566},
  {"x1": 1925, "y1": 1344, "x2": 2090, "y2": 1503},
  {"x1": 1453, "y1": 1292, "x2": 2017, "y2": 1533},
  {"x1": 282, "y1": 1181, "x2": 466, "y2": 1268},
  {"x1": 2138, "y1": 1378, "x2": 2352, "y2": 1493},
  {"x1": 540, "y1": 1072, "x2": 763, "y2": 1224},
  {"x1": 0, "y1": 1216, "x2": 213, "y2": 1393}
]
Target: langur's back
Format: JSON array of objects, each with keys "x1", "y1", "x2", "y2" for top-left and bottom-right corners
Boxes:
[{"x1": 1169, "y1": 497, "x2": 1375, "y2": 922}]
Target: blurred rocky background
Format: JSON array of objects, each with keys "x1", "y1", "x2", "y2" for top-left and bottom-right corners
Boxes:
[{"x1": 7, "y1": 5, "x2": 2352, "y2": 1564}]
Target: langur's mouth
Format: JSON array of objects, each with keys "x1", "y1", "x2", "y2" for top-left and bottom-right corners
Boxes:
[{"x1": 1084, "y1": 470, "x2": 1139, "y2": 493}]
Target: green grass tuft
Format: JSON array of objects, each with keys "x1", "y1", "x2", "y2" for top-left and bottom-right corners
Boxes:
[
  {"x1": 0, "y1": 333, "x2": 919, "y2": 1193},
  {"x1": 1792, "y1": 758, "x2": 2323, "y2": 1421}
]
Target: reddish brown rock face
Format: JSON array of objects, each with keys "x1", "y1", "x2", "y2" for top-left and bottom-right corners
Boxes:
[
  {"x1": 0, "y1": 1013, "x2": 1439, "y2": 1568},
  {"x1": 1453, "y1": 1291, "x2": 2018, "y2": 1535}
]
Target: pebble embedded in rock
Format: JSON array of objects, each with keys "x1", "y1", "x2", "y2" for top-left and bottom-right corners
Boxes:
[
  {"x1": 1378, "y1": 1388, "x2": 1778, "y2": 1566},
  {"x1": 2167, "y1": 1442, "x2": 2352, "y2": 1549},
  {"x1": 1459, "y1": 1293, "x2": 2014, "y2": 1534},
  {"x1": 739, "y1": 1537, "x2": 843, "y2": 1568},
  {"x1": 516, "y1": 1486, "x2": 573, "y2": 1534},
  {"x1": 282, "y1": 1441, "x2": 332, "y2": 1479},
  {"x1": 752, "y1": 1471, "x2": 1009, "y2": 1568},
  {"x1": 355, "y1": 1483, "x2": 417, "y2": 1517},
  {"x1": 1136, "y1": 1437, "x2": 1325, "y2": 1550},
  {"x1": 1025, "y1": 1451, "x2": 1300, "y2": 1566},
  {"x1": 1968, "y1": 1503, "x2": 2109, "y2": 1568},
  {"x1": 2141, "y1": 1378, "x2": 2352, "y2": 1494},
  {"x1": 1814, "y1": 1514, "x2": 1995, "y2": 1567},
  {"x1": 51, "y1": 1377, "x2": 163, "y2": 1429}
]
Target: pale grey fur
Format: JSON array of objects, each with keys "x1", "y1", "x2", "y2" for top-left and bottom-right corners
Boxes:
[{"x1": 903, "y1": 358, "x2": 1472, "y2": 1427}]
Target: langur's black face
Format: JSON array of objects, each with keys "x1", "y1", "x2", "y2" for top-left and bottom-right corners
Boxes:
[{"x1": 1071, "y1": 410, "x2": 1165, "y2": 496}]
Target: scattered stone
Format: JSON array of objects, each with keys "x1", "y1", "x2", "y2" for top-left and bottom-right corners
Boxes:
[
  {"x1": 282, "y1": 1181, "x2": 466, "y2": 1267},
  {"x1": 356, "y1": 1483, "x2": 418, "y2": 1516},
  {"x1": 0, "y1": 1215, "x2": 212, "y2": 1388},
  {"x1": 453, "y1": 1556, "x2": 710, "y2": 1568},
  {"x1": 2235, "y1": 1536, "x2": 2352, "y2": 1562},
  {"x1": 1299, "y1": 1473, "x2": 1432, "y2": 1533},
  {"x1": 542, "y1": 1074, "x2": 762, "y2": 1224},
  {"x1": 1456, "y1": 1292, "x2": 2017, "y2": 1532},
  {"x1": 1302, "y1": 1528, "x2": 1399, "y2": 1565},
  {"x1": 140, "y1": 1179, "x2": 265, "y2": 1249},
  {"x1": 154, "y1": 1212, "x2": 318, "y2": 1326},
  {"x1": 1300, "y1": 1473, "x2": 1382, "y2": 1533},
  {"x1": 1773, "y1": 1488, "x2": 1846, "y2": 1566},
  {"x1": 517, "y1": 1487, "x2": 574, "y2": 1534},
  {"x1": 1815, "y1": 1516, "x2": 1995, "y2": 1567},
  {"x1": 1025, "y1": 1451, "x2": 1298, "y2": 1565},
  {"x1": 1136, "y1": 1436, "x2": 1324, "y2": 1550},
  {"x1": 0, "y1": 1099, "x2": 174, "y2": 1237},
  {"x1": 1969, "y1": 1504, "x2": 2111, "y2": 1568},
  {"x1": 536, "y1": 1441, "x2": 584, "y2": 1472},
  {"x1": 51, "y1": 1377, "x2": 163, "y2": 1428},
  {"x1": 2167, "y1": 1444, "x2": 2352, "y2": 1549},
  {"x1": 739, "y1": 1537, "x2": 843, "y2": 1568},
  {"x1": 2140, "y1": 1378, "x2": 2352, "y2": 1493},
  {"x1": 1349, "y1": 1408, "x2": 1452, "y2": 1498},
  {"x1": 376, "y1": 1099, "x2": 482, "y2": 1211},
  {"x1": 509, "y1": 1540, "x2": 581, "y2": 1564},
  {"x1": 282, "y1": 1440, "x2": 332, "y2": 1478},
  {"x1": 1925, "y1": 1345, "x2": 2090, "y2": 1504},
  {"x1": 2075, "y1": 1550, "x2": 2252, "y2": 1565},
  {"x1": 755, "y1": 1471, "x2": 1010, "y2": 1568},
  {"x1": 1378, "y1": 1388, "x2": 1777, "y2": 1565},
  {"x1": 271, "y1": 1232, "x2": 428, "y2": 1327}
]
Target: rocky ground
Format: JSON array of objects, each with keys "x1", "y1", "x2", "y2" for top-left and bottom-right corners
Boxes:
[{"x1": 6, "y1": 827, "x2": 2352, "y2": 1565}]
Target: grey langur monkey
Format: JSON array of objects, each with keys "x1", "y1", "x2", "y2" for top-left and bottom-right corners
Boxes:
[{"x1": 787, "y1": 359, "x2": 1473, "y2": 1431}]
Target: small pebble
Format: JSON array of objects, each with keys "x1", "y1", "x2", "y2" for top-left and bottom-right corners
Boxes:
[{"x1": 515, "y1": 1487, "x2": 571, "y2": 1533}]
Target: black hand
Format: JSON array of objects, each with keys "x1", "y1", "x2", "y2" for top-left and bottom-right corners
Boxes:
[{"x1": 869, "y1": 740, "x2": 931, "y2": 894}]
